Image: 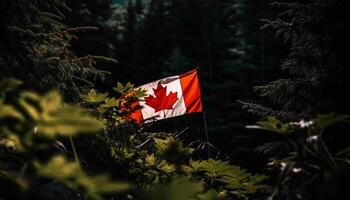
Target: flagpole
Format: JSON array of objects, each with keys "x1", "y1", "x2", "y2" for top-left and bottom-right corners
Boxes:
[
  {"x1": 196, "y1": 67, "x2": 211, "y2": 157},
  {"x1": 202, "y1": 111, "x2": 211, "y2": 157}
]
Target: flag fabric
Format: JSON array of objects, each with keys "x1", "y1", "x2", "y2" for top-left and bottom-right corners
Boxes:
[{"x1": 131, "y1": 69, "x2": 202, "y2": 123}]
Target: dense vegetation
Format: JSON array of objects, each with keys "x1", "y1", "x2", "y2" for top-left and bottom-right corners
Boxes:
[{"x1": 1, "y1": 0, "x2": 349, "y2": 199}]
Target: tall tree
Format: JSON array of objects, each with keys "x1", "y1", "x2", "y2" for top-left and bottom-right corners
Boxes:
[
  {"x1": 66, "y1": 0, "x2": 115, "y2": 57},
  {"x1": 241, "y1": 0, "x2": 350, "y2": 121},
  {"x1": 0, "y1": 0, "x2": 106, "y2": 100},
  {"x1": 240, "y1": 0, "x2": 350, "y2": 199},
  {"x1": 65, "y1": 0, "x2": 122, "y2": 92}
]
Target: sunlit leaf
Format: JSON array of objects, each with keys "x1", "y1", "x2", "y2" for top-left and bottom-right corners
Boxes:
[
  {"x1": 190, "y1": 159, "x2": 267, "y2": 197},
  {"x1": 37, "y1": 105, "x2": 102, "y2": 137},
  {"x1": 313, "y1": 113, "x2": 348, "y2": 130},
  {"x1": 40, "y1": 90, "x2": 62, "y2": 113},
  {"x1": 0, "y1": 78, "x2": 23, "y2": 95},
  {"x1": 159, "y1": 161, "x2": 176, "y2": 173},
  {"x1": 257, "y1": 117, "x2": 292, "y2": 134},
  {"x1": 113, "y1": 82, "x2": 125, "y2": 93},
  {"x1": 82, "y1": 89, "x2": 109, "y2": 104},
  {"x1": 154, "y1": 136, "x2": 193, "y2": 164},
  {"x1": 145, "y1": 154, "x2": 157, "y2": 166},
  {"x1": 113, "y1": 82, "x2": 134, "y2": 94},
  {"x1": 0, "y1": 105, "x2": 24, "y2": 120},
  {"x1": 134, "y1": 88, "x2": 147, "y2": 98},
  {"x1": 35, "y1": 155, "x2": 131, "y2": 200},
  {"x1": 18, "y1": 96, "x2": 40, "y2": 121}
]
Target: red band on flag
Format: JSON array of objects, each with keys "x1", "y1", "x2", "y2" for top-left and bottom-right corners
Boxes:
[{"x1": 180, "y1": 69, "x2": 202, "y2": 113}]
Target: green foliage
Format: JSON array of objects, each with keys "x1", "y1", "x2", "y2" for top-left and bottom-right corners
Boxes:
[
  {"x1": 82, "y1": 89, "x2": 110, "y2": 104},
  {"x1": 147, "y1": 177, "x2": 203, "y2": 200},
  {"x1": 238, "y1": 1, "x2": 350, "y2": 199},
  {"x1": 80, "y1": 85, "x2": 267, "y2": 199},
  {"x1": 154, "y1": 136, "x2": 194, "y2": 164},
  {"x1": 257, "y1": 114, "x2": 348, "y2": 135},
  {"x1": 0, "y1": 78, "x2": 23, "y2": 95},
  {"x1": 256, "y1": 117, "x2": 292, "y2": 134},
  {"x1": 1, "y1": 89, "x2": 102, "y2": 142},
  {"x1": 81, "y1": 82, "x2": 146, "y2": 126},
  {"x1": 313, "y1": 113, "x2": 349, "y2": 131},
  {"x1": 113, "y1": 82, "x2": 135, "y2": 94},
  {"x1": 189, "y1": 159, "x2": 267, "y2": 199},
  {"x1": 68, "y1": 0, "x2": 286, "y2": 169},
  {"x1": 0, "y1": 79, "x2": 130, "y2": 200},
  {"x1": 34, "y1": 155, "x2": 130, "y2": 200},
  {"x1": 0, "y1": 0, "x2": 112, "y2": 100},
  {"x1": 253, "y1": 114, "x2": 350, "y2": 199},
  {"x1": 241, "y1": 0, "x2": 350, "y2": 120}
]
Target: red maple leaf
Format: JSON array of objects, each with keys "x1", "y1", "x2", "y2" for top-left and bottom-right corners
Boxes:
[{"x1": 144, "y1": 83, "x2": 179, "y2": 112}]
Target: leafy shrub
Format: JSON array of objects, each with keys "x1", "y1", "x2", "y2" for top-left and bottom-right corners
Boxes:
[
  {"x1": 80, "y1": 83, "x2": 268, "y2": 200},
  {"x1": 252, "y1": 114, "x2": 350, "y2": 199},
  {"x1": 0, "y1": 79, "x2": 130, "y2": 200},
  {"x1": 1, "y1": 79, "x2": 267, "y2": 199}
]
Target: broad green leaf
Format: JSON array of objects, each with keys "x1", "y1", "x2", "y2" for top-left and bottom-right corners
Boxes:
[
  {"x1": 154, "y1": 136, "x2": 193, "y2": 164},
  {"x1": 159, "y1": 161, "x2": 176, "y2": 173},
  {"x1": 113, "y1": 82, "x2": 125, "y2": 93},
  {"x1": 0, "y1": 105, "x2": 24, "y2": 120},
  {"x1": 97, "y1": 98, "x2": 120, "y2": 114},
  {"x1": 113, "y1": 82, "x2": 135, "y2": 94},
  {"x1": 145, "y1": 153, "x2": 157, "y2": 166},
  {"x1": 40, "y1": 90, "x2": 62, "y2": 113},
  {"x1": 101, "y1": 97, "x2": 119, "y2": 108},
  {"x1": 190, "y1": 159, "x2": 267, "y2": 197},
  {"x1": 134, "y1": 88, "x2": 147, "y2": 98},
  {"x1": 82, "y1": 89, "x2": 109, "y2": 104},
  {"x1": 125, "y1": 82, "x2": 134, "y2": 91},
  {"x1": 18, "y1": 96, "x2": 40, "y2": 121},
  {"x1": 313, "y1": 113, "x2": 348, "y2": 130},
  {"x1": 35, "y1": 155, "x2": 131, "y2": 200},
  {"x1": 37, "y1": 105, "x2": 102, "y2": 137},
  {"x1": 0, "y1": 78, "x2": 23, "y2": 95},
  {"x1": 34, "y1": 155, "x2": 79, "y2": 179},
  {"x1": 257, "y1": 117, "x2": 292, "y2": 134}
]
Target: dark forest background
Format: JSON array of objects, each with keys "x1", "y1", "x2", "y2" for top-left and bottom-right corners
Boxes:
[
  {"x1": 66, "y1": 0, "x2": 288, "y2": 169},
  {"x1": 1, "y1": 0, "x2": 350, "y2": 199}
]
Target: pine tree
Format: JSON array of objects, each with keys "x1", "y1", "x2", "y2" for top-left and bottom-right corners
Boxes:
[
  {"x1": 66, "y1": 0, "x2": 116, "y2": 57},
  {"x1": 65, "y1": 0, "x2": 124, "y2": 92},
  {"x1": 0, "y1": 0, "x2": 108, "y2": 100},
  {"x1": 241, "y1": 0, "x2": 350, "y2": 121},
  {"x1": 239, "y1": 1, "x2": 350, "y2": 199}
]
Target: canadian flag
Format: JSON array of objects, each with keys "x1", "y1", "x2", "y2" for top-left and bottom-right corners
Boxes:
[{"x1": 131, "y1": 69, "x2": 202, "y2": 123}]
